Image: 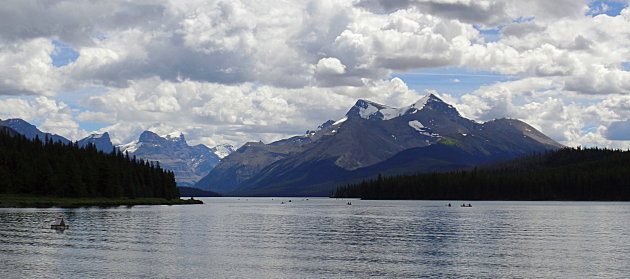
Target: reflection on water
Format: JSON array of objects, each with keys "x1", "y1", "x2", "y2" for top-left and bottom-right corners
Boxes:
[{"x1": 1, "y1": 198, "x2": 630, "y2": 278}]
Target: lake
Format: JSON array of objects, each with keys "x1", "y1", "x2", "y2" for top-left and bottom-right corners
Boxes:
[{"x1": 1, "y1": 198, "x2": 630, "y2": 278}]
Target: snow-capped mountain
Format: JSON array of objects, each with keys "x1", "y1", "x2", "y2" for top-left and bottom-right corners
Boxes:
[
  {"x1": 196, "y1": 94, "x2": 562, "y2": 196},
  {"x1": 77, "y1": 132, "x2": 115, "y2": 153},
  {"x1": 210, "y1": 144, "x2": 235, "y2": 159},
  {"x1": 0, "y1": 118, "x2": 231, "y2": 186},
  {"x1": 120, "y1": 131, "x2": 223, "y2": 186},
  {"x1": 1, "y1": 118, "x2": 70, "y2": 144}
]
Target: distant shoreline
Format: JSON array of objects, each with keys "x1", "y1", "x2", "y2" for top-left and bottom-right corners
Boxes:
[{"x1": 0, "y1": 195, "x2": 203, "y2": 208}]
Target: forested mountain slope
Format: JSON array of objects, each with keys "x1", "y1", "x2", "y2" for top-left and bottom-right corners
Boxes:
[{"x1": 334, "y1": 147, "x2": 630, "y2": 201}]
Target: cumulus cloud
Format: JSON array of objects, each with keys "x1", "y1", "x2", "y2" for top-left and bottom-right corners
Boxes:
[
  {"x1": 0, "y1": 38, "x2": 61, "y2": 95},
  {"x1": 0, "y1": 96, "x2": 87, "y2": 139},
  {"x1": 1, "y1": 0, "x2": 620, "y2": 94},
  {"x1": 451, "y1": 74, "x2": 630, "y2": 148},
  {"x1": 1, "y1": 0, "x2": 630, "y2": 149},
  {"x1": 316, "y1": 57, "x2": 347, "y2": 75},
  {"x1": 80, "y1": 76, "x2": 421, "y2": 147}
]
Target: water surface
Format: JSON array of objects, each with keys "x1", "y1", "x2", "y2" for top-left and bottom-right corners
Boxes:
[{"x1": 1, "y1": 198, "x2": 629, "y2": 278}]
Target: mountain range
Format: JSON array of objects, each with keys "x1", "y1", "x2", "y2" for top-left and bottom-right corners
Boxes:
[
  {"x1": 0, "y1": 118, "x2": 233, "y2": 186},
  {"x1": 1, "y1": 94, "x2": 562, "y2": 195},
  {"x1": 118, "y1": 131, "x2": 226, "y2": 186},
  {"x1": 195, "y1": 94, "x2": 562, "y2": 196},
  {"x1": 1, "y1": 119, "x2": 70, "y2": 145}
]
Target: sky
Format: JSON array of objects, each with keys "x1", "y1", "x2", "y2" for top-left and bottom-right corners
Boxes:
[{"x1": 1, "y1": 0, "x2": 630, "y2": 149}]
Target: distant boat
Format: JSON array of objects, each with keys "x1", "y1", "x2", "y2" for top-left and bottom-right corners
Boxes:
[{"x1": 51, "y1": 217, "x2": 69, "y2": 230}]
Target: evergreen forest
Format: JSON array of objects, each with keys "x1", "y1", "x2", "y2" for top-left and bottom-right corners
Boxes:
[
  {"x1": 0, "y1": 128, "x2": 180, "y2": 199},
  {"x1": 334, "y1": 147, "x2": 630, "y2": 201}
]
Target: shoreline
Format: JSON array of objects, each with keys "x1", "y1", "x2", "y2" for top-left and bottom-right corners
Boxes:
[{"x1": 0, "y1": 195, "x2": 203, "y2": 208}]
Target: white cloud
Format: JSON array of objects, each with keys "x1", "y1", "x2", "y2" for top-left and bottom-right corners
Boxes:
[
  {"x1": 79, "y1": 76, "x2": 421, "y2": 147},
  {"x1": 451, "y1": 77, "x2": 630, "y2": 148},
  {"x1": 316, "y1": 57, "x2": 347, "y2": 75},
  {"x1": 0, "y1": 96, "x2": 87, "y2": 140},
  {"x1": 76, "y1": 111, "x2": 114, "y2": 123},
  {"x1": 1, "y1": 0, "x2": 630, "y2": 150},
  {"x1": 0, "y1": 38, "x2": 61, "y2": 95}
]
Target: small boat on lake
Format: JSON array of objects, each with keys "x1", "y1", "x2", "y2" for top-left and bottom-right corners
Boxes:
[{"x1": 51, "y1": 217, "x2": 69, "y2": 230}]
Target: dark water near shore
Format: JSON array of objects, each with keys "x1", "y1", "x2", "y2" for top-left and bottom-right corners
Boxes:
[{"x1": 1, "y1": 198, "x2": 630, "y2": 278}]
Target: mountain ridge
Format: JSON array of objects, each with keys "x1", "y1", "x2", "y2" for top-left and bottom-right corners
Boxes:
[
  {"x1": 196, "y1": 94, "x2": 562, "y2": 196},
  {"x1": 2, "y1": 118, "x2": 71, "y2": 145},
  {"x1": 120, "y1": 130, "x2": 222, "y2": 186},
  {"x1": 0, "y1": 118, "x2": 232, "y2": 186}
]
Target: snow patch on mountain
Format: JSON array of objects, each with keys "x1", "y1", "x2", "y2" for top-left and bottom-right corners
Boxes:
[
  {"x1": 354, "y1": 94, "x2": 439, "y2": 121},
  {"x1": 379, "y1": 107, "x2": 406, "y2": 120},
  {"x1": 120, "y1": 141, "x2": 142, "y2": 153},
  {"x1": 408, "y1": 120, "x2": 425, "y2": 130},
  {"x1": 211, "y1": 144, "x2": 235, "y2": 159},
  {"x1": 409, "y1": 95, "x2": 430, "y2": 112},
  {"x1": 356, "y1": 102, "x2": 408, "y2": 120},
  {"x1": 333, "y1": 117, "x2": 348, "y2": 126},
  {"x1": 162, "y1": 131, "x2": 184, "y2": 142},
  {"x1": 358, "y1": 103, "x2": 380, "y2": 119},
  {"x1": 408, "y1": 120, "x2": 439, "y2": 137}
]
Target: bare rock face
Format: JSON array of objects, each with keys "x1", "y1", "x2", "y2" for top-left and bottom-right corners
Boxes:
[{"x1": 77, "y1": 132, "x2": 115, "y2": 153}]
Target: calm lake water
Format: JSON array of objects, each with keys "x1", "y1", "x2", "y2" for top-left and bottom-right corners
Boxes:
[{"x1": 1, "y1": 198, "x2": 630, "y2": 278}]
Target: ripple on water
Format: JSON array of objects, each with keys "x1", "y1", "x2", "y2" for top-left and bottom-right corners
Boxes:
[{"x1": 2, "y1": 199, "x2": 630, "y2": 278}]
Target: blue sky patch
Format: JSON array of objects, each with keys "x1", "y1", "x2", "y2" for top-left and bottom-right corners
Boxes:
[
  {"x1": 51, "y1": 40, "x2": 79, "y2": 67},
  {"x1": 622, "y1": 62, "x2": 630, "y2": 71},
  {"x1": 393, "y1": 67, "x2": 512, "y2": 97},
  {"x1": 58, "y1": 87, "x2": 111, "y2": 133},
  {"x1": 77, "y1": 121, "x2": 110, "y2": 133},
  {"x1": 587, "y1": 0, "x2": 628, "y2": 17},
  {"x1": 474, "y1": 25, "x2": 503, "y2": 43}
]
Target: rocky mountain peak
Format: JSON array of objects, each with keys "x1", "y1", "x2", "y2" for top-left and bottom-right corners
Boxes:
[
  {"x1": 138, "y1": 130, "x2": 162, "y2": 143},
  {"x1": 346, "y1": 99, "x2": 391, "y2": 120},
  {"x1": 344, "y1": 94, "x2": 458, "y2": 121},
  {"x1": 138, "y1": 130, "x2": 186, "y2": 145},
  {"x1": 163, "y1": 131, "x2": 186, "y2": 143},
  {"x1": 123, "y1": 130, "x2": 221, "y2": 186},
  {"x1": 210, "y1": 144, "x2": 235, "y2": 158},
  {"x1": 419, "y1": 94, "x2": 460, "y2": 117},
  {"x1": 78, "y1": 132, "x2": 115, "y2": 152},
  {"x1": 2, "y1": 118, "x2": 70, "y2": 144}
]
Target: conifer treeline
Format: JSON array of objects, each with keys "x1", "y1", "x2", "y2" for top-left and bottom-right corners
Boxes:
[
  {"x1": 334, "y1": 147, "x2": 630, "y2": 201},
  {"x1": 0, "y1": 129, "x2": 179, "y2": 199}
]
